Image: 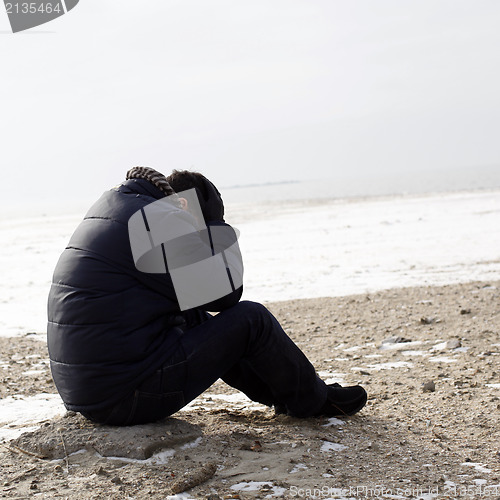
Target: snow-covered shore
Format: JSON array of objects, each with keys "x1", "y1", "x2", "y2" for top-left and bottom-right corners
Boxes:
[{"x1": 1, "y1": 189, "x2": 499, "y2": 337}]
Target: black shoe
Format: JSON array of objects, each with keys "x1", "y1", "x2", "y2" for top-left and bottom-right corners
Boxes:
[
  {"x1": 317, "y1": 384, "x2": 367, "y2": 417},
  {"x1": 274, "y1": 383, "x2": 344, "y2": 416}
]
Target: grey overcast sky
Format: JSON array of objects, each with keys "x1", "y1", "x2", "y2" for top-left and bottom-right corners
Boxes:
[{"x1": 1, "y1": 0, "x2": 499, "y2": 209}]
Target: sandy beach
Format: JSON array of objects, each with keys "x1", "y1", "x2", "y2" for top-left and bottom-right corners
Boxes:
[{"x1": 1, "y1": 280, "x2": 499, "y2": 499}]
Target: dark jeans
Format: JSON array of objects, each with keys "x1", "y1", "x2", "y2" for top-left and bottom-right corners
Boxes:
[{"x1": 82, "y1": 301, "x2": 328, "y2": 425}]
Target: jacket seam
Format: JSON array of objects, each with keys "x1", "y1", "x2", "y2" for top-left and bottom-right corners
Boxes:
[{"x1": 84, "y1": 216, "x2": 128, "y2": 227}]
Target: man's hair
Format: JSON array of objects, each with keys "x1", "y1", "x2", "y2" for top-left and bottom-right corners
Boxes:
[{"x1": 166, "y1": 170, "x2": 224, "y2": 222}]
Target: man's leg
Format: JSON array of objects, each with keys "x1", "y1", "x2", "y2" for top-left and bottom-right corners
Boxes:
[
  {"x1": 82, "y1": 300, "x2": 364, "y2": 425},
  {"x1": 178, "y1": 300, "x2": 328, "y2": 417},
  {"x1": 81, "y1": 300, "x2": 326, "y2": 425}
]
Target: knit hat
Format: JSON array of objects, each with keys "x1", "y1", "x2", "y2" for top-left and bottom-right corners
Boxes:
[{"x1": 126, "y1": 166, "x2": 179, "y2": 201}]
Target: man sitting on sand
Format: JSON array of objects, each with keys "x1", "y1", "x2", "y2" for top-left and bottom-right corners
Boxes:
[{"x1": 47, "y1": 167, "x2": 367, "y2": 425}]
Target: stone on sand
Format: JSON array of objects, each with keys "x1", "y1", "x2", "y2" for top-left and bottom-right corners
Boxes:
[{"x1": 11, "y1": 412, "x2": 202, "y2": 460}]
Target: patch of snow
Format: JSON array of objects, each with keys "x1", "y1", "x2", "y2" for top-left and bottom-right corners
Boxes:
[
  {"x1": 165, "y1": 494, "x2": 196, "y2": 500},
  {"x1": 429, "y1": 356, "x2": 457, "y2": 363},
  {"x1": 290, "y1": 463, "x2": 308, "y2": 474},
  {"x1": 432, "y1": 341, "x2": 449, "y2": 351},
  {"x1": 320, "y1": 441, "x2": 347, "y2": 452},
  {"x1": 323, "y1": 417, "x2": 345, "y2": 427},
  {"x1": 180, "y1": 392, "x2": 266, "y2": 412},
  {"x1": 0, "y1": 393, "x2": 65, "y2": 442},
  {"x1": 343, "y1": 346, "x2": 362, "y2": 352},
  {"x1": 317, "y1": 371, "x2": 346, "y2": 386},
  {"x1": 379, "y1": 341, "x2": 423, "y2": 351},
  {"x1": 206, "y1": 393, "x2": 266, "y2": 410},
  {"x1": 105, "y1": 448, "x2": 176, "y2": 465},
  {"x1": 461, "y1": 462, "x2": 492, "y2": 473},
  {"x1": 91, "y1": 436, "x2": 204, "y2": 466},
  {"x1": 231, "y1": 481, "x2": 285, "y2": 497},
  {"x1": 3, "y1": 191, "x2": 500, "y2": 336},
  {"x1": 352, "y1": 361, "x2": 413, "y2": 371},
  {"x1": 180, "y1": 436, "x2": 202, "y2": 449}
]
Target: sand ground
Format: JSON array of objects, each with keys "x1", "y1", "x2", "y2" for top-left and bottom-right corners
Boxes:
[{"x1": 1, "y1": 281, "x2": 499, "y2": 499}]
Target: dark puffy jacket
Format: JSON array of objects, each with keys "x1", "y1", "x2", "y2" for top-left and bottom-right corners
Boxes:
[{"x1": 47, "y1": 179, "x2": 242, "y2": 412}]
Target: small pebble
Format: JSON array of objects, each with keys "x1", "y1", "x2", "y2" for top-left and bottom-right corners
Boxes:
[
  {"x1": 422, "y1": 381, "x2": 436, "y2": 393},
  {"x1": 382, "y1": 335, "x2": 403, "y2": 344},
  {"x1": 445, "y1": 339, "x2": 462, "y2": 349},
  {"x1": 382, "y1": 335, "x2": 411, "y2": 344},
  {"x1": 96, "y1": 466, "x2": 108, "y2": 476},
  {"x1": 420, "y1": 317, "x2": 435, "y2": 325}
]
